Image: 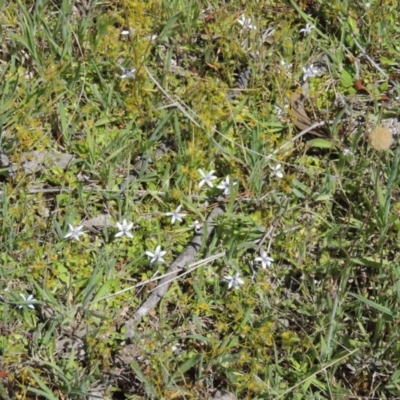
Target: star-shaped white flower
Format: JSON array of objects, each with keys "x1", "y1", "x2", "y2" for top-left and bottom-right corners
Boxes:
[
  {"x1": 275, "y1": 104, "x2": 289, "y2": 117},
  {"x1": 120, "y1": 66, "x2": 136, "y2": 79},
  {"x1": 302, "y1": 64, "x2": 320, "y2": 81},
  {"x1": 115, "y1": 219, "x2": 134, "y2": 238},
  {"x1": 19, "y1": 294, "x2": 36, "y2": 310},
  {"x1": 165, "y1": 205, "x2": 186, "y2": 224},
  {"x1": 64, "y1": 224, "x2": 85, "y2": 241},
  {"x1": 254, "y1": 250, "x2": 274, "y2": 269},
  {"x1": 280, "y1": 60, "x2": 292, "y2": 74},
  {"x1": 191, "y1": 220, "x2": 202, "y2": 232},
  {"x1": 236, "y1": 14, "x2": 256, "y2": 30},
  {"x1": 198, "y1": 169, "x2": 217, "y2": 188},
  {"x1": 343, "y1": 148, "x2": 353, "y2": 156},
  {"x1": 121, "y1": 27, "x2": 135, "y2": 36},
  {"x1": 299, "y1": 23, "x2": 315, "y2": 35},
  {"x1": 270, "y1": 164, "x2": 284, "y2": 179},
  {"x1": 146, "y1": 245, "x2": 167, "y2": 265},
  {"x1": 224, "y1": 273, "x2": 244, "y2": 290},
  {"x1": 217, "y1": 176, "x2": 237, "y2": 196}
]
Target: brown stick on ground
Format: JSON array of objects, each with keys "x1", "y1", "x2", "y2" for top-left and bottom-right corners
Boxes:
[{"x1": 124, "y1": 205, "x2": 224, "y2": 340}]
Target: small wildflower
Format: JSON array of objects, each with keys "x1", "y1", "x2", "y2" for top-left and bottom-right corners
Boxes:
[
  {"x1": 270, "y1": 164, "x2": 284, "y2": 179},
  {"x1": 115, "y1": 219, "x2": 134, "y2": 238},
  {"x1": 280, "y1": 60, "x2": 293, "y2": 74},
  {"x1": 64, "y1": 224, "x2": 85, "y2": 241},
  {"x1": 121, "y1": 27, "x2": 135, "y2": 36},
  {"x1": 254, "y1": 250, "x2": 274, "y2": 269},
  {"x1": 236, "y1": 14, "x2": 256, "y2": 30},
  {"x1": 224, "y1": 273, "x2": 245, "y2": 290},
  {"x1": 171, "y1": 343, "x2": 181, "y2": 353},
  {"x1": 165, "y1": 205, "x2": 186, "y2": 224},
  {"x1": 120, "y1": 66, "x2": 136, "y2": 79},
  {"x1": 19, "y1": 294, "x2": 36, "y2": 310},
  {"x1": 299, "y1": 23, "x2": 315, "y2": 35},
  {"x1": 275, "y1": 104, "x2": 289, "y2": 117},
  {"x1": 302, "y1": 64, "x2": 320, "y2": 81},
  {"x1": 146, "y1": 245, "x2": 167, "y2": 265},
  {"x1": 198, "y1": 169, "x2": 217, "y2": 188},
  {"x1": 217, "y1": 176, "x2": 237, "y2": 196},
  {"x1": 191, "y1": 220, "x2": 202, "y2": 232},
  {"x1": 342, "y1": 148, "x2": 353, "y2": 156}
]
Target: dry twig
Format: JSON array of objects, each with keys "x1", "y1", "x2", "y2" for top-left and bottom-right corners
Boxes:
[{"x1": 124, "y1": 205, "x2": 224, "y2": 340}]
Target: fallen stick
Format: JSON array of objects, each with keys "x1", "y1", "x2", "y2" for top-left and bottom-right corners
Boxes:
[{"x1": 124, "y1": 205, "x2": 224, "y2": 340}]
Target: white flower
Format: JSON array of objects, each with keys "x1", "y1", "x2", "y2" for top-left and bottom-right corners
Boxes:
[
  {"x1": 146, "y1": 245, "x2": 167, "y2": 265},
  {"x1": 254, "y1": 250, "x2": 274, "y2": 269},
  {"x1": 274, "y1": 104, "x2": 289, "y2": 117},
  {"x1": 120, "y1": 66, "x2": 136, "y2": 79},
  {"x1": 64, "y1": 224, "x2": 85, "y2": 241},
  {"x1": 217, "y1": 176, "x2": 237, "y2": 196},
  {"x1": 302, "y1": 64, "x2": 320, "y2": 81},
  {"x1": 343, "y1": 148, "x2": 353, "y2": 156},
  {"x1": 299, "y1": 23, "x2": 315, "y2": 35},
  {"x1": 280, "y1": 60, "x2": 292, "y2": 73},
  {"x1": 224, "y1": 273, "x2": 244, "y2": 290},
  {"x1": 19, "y1": 294, "x2": 36, "y2": 310},
  {"x1": 236, "y1": 14, "x2": 256, "y2": 30},
  {"x1": 198, "y1": 169, "x2": 217, "y2": 188},
  {"x1": 191, "y1": 220, "x2": 202, "y2": 232},
  {"x1": 121, "y1": 27, "x2": 135, "y2": 36},
  {"x1": 270, "y1": 164, "x2": 284, "y2": 179},
  {"x1": 165, "y1": 205, "x2": 186, "y2": 224},
  {"x1": 115, "y1": 219, "x2": 134, "y2": 238}
]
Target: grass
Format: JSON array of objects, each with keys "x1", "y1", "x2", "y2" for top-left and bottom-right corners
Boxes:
[{"x1": 1, "y1": 0, "x2": 400, "y2": 398}]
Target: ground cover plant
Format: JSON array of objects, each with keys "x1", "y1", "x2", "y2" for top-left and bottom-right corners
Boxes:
[{"x1": 1, "y1": 0, "x2": 400, "y2": 398}]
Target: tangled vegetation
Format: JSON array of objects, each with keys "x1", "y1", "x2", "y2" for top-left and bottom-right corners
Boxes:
[{"x1": 1, "y1": 0, "x2": 400, "y2": 399}]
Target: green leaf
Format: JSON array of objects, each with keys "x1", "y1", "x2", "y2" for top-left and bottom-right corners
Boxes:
[
  {"x1": 307, "y1": 138, "x2": 333, "y2": 148},
  {"x1": 173, "y1": 354, "x2": 202, "y2": 378},
  {"x1": 159, "y1": 12, "x2": 182, "y2": 41},
  {"x1": 92, "y1": 279, "x2": 118, "y2": 302},
  {"x1": 28, "y1": 370, "x2": 58, "y2": 400},
  {"x1": 341, "y1": 69, "x2": 353, "y2": 88},
  {"x1": 348, "y1": 293, "x2": 394, "y2": 317},
  {"x1": 380, "y1": 57, "x2": 397, "y2": 66},
  {"x1": 351, "y1": 258, "x2": 382, "y2": 268}
]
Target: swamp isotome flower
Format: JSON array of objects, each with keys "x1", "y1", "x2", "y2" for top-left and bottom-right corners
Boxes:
[
  {"x1": 299, "y1": 23, "x2": 315, "y2": 35},
  {"x1": 19, "y1": 294, "x2": 36, "y2": 310},
  {"x1": 236, "y1": 14, "x2": 256, "y2": 30},
  {"x1": 224, "y1": 273, "x2": 244, "y2": 290},
  {"x1": 275, "y1": 104, "x2": 289, "y2": 118},
  {"x1": 165, "y1": 205, "x2": 186, "y2": 224},
  {"x1": 254, "y1": 250, "x2": 274, "y2": 269},
  {"x1": 217, "y1": 176, "x2": 237, "y2": 196},
  {"x1": 146, "y1": 245, "x2": 167, "y2": 265},
  {"x1": 270, "y1": 164, "x2": 284, "y2": 179},
  {"x1": 115, "y1": 219, "x2": 134, "y2": 238},
  {"x1": 191, "y1": 220, "x2": 202, "y2": 233},
  {"x1": 280, "y1": 60, "x2": 293, "y2": 76},
  {"x1": 198, "y1": 169, "x2": 217, "y2": 188},
  {"x1": 120, "y1": 66, "x2": 136, "y2": 79},
  {"x1": 302, "y1": 64, "x2": 320, "y2": 81},
  {"x1": 64, "y1": 224, "x2": 85, "y2": 241}
]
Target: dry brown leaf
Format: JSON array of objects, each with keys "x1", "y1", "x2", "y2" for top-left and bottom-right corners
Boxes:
[{"x1": 290, "y1": 92, "x2": 326, "y2": 137}]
